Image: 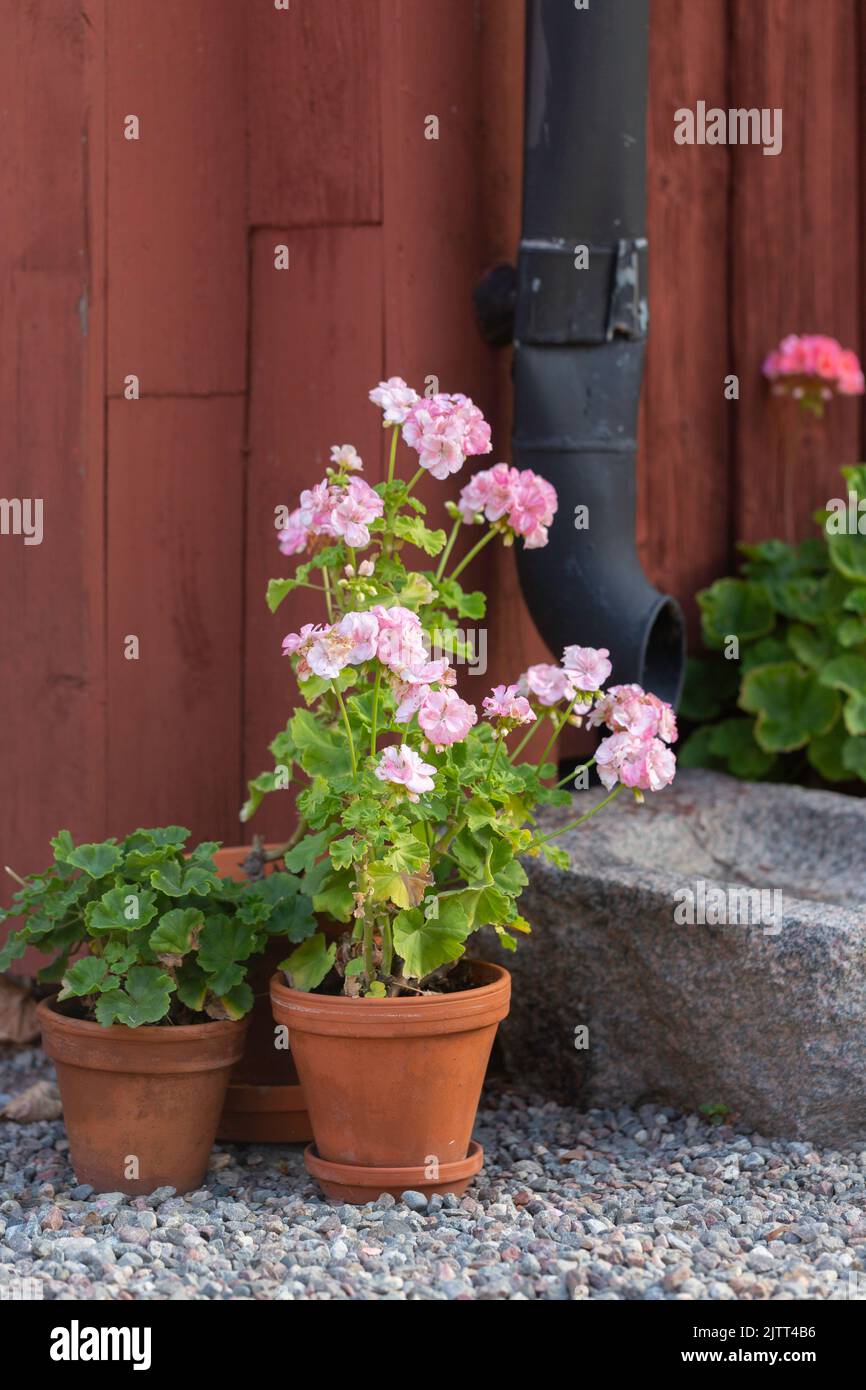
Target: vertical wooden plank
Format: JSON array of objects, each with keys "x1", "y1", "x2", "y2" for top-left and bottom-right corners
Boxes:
[
  {"x1": 105, "y1": 0, "x2": 247, "y2": 395},
  {"x1": 640, "y1": 0, "x2": 731, "y2": 636},
  {"x1": 0, "y1": 0, "x2": 106, "y2": 913},
  {"x1": 243, "y1": 226, "x2": 384, "y2": 842},
  {"x1": 730, "y1": 0, "x2": 861, "y2": 545},
  {"x1": 248, "y1": 0, "x2": 381, "y2": 228},
  {"x1": 106, "y1": 398, "x2": 244, "y2": 840}
]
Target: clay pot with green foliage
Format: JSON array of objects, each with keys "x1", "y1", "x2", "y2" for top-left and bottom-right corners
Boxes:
[
  {"x1": 38, "y1": 997, "x2": 248, "y2": 1195},
  {"x1": 270, "y1": 960, "x2": 510, "y2": 1203}
]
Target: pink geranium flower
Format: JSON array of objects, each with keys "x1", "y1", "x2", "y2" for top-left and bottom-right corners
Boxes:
[
  {"x1": 457, "y1": 464, "x2": 557, "y2": 548},
  {"x1": 596, "y1": 732, "x2": 676, "y2": 793},
  {"x1": 330, "y1": 444, "x2": 363, "y2": 472},
  {"x1": 482, "y1": 684, "x2": 536, "y2": 725},
  {"x1": 369, "y1": 377, "x2": 420, "y2": 425},
  {"x1": 588, "y1": 684, "x2": 678, "y2": 745},
  {"x1": 763, "y1": 334, "x2": 865, "y2": 404},
  {"x1": 518, "y1": 663, "x2": 575, "y2": 707},
  {"x1": 417, "y1": 689, "x2": 478, "y2": 748},
  {"x1": 402, "y1": 394, "x2": 492, "y2": 480},
  {"x1": 277, "y1": 508, "x2": 309, "y2": 556},
  {"x1": 562, "y1": 645, "x2": 613, "y2": 692},
  {"x1": 374, "y1": 744, "x2": 436, "y2": 801},
  {"x1": 330, "y1": 477, "x2": 384, "y2": 549}
]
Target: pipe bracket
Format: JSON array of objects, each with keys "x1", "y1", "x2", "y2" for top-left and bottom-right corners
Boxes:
[{"x1": 515, "y1": 237, "x2": 648, "y2": 345}]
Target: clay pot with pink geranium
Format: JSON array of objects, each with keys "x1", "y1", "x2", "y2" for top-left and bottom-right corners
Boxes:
[{"x1": 248, "y1": 378, "x2": 679, "y2": 1203}]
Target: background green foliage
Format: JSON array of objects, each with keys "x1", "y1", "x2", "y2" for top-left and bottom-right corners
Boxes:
[{"x1": 681, "y1": 464, "x2": 866, "y2": 786}]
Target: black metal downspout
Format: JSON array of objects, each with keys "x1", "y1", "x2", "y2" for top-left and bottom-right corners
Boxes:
[{"x1": 511, "y1": 0, "x2": 685, "y2": 705}]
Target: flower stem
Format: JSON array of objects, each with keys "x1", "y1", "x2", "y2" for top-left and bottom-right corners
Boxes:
[
  {"x1": 555, "y1": 757, "x2": 595, "y2": 789},
  {"x1": 322, "y1": 567, "x2": 335, "y2": 623},
  {"x1": 526, "y1": 784, "x2": 624, "y2": 851},
  {"x1": 510, "y1": 717, "x2": 541, "y2": 762},
  {"x1": 370, "y1": 666, "x2": 382, "y2": 758},
  {"x1": 484, "y1": 731, "x2": 504, "y2": 789},
  {"x1": 538, "y1": 694, "x2": 578, "y2": 768},
  {"x1": 387, "y1": 424, "x2": 400, "y2": 483},
  {"x1": 332, "y1": 682, "x2": 357, "y2": 776},
  {"x1": 435, "y1": 517, "x2": 462, "y2": 581},
  {"x1": 380, "y1": 915, "x2": 394, "y2": 977},
  {"x1": 448, "y1": 525, "x2": 497, "y2": 582},
  {"x1": 404, "y1": 467, "x2": 424, "y2": 498}
]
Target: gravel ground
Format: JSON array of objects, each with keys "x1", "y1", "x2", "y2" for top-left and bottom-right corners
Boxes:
[{"x1": 1, "y1": 1045, "x2": 865, "y2": 1301}]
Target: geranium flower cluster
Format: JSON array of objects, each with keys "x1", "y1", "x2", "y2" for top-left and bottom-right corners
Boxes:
[
  {"x1": 458, "y1": 462, "x2": 558, "y2": 549},
  {"x1": 763, "y1": 334, "x2": 865, "y2": 401},
  {"x1": 589, "y1": 684, "x2": 678, "y2": 794},
  {"x1": 517, "y1": 645, "x2": 613, "y2": 710},
  {"x1": 278, "y1": 467, "x2": 384, "y2": 557}
]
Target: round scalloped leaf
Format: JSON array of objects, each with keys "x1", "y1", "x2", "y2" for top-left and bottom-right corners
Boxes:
[
  {"x1": 739, "y1": 662, "x2": 840, "y2": 752},
  {"x1": 85, "y1": 886, "x2": 158, "y2": 934},
  {"x1": 842, "y1": 735, "x2": 866, "y2": 782},
  {"x1": 94, "y1": 966, "x2": 175, "y2": 1028},
  {"x1": 842, "y1": 693, "x2": 866, "y2": 737},
  {"x1": 818, "y1": 653, "x2": 866, "y2": 696},
  {"x1": 66, "y1": 842, "x2": 123, "y2": 879},
  {"x1": 828, "y1": 532, "x2": 866, "y2": 583},
  {"x1": 278, "y1": 933, "x2": 336, "y2": 992},
  {"x1": 697, "y1": 579, "x2": 775, "y2": 649},
  {"x1": 808, "y1": 721, "x2": 849, "y2": 782},
  {"x1": 740, "y1": 636, "x2": 790, "y2": 673},
  {"x1": 785, "y1": 624, "x2": 838, "y2": 670}
]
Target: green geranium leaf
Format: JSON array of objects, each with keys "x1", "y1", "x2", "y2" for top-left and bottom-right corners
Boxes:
[
  {"x1": 290, "y1": 709, "x2": 353, "y2": 781},
  {"x1": 125, "y1": 827, "x2": 190, "y2": 852},
  {"x1": 740, "y1": 662, "x2": 839, "y2": 752},
  {"x1": 765, "y1": 571, "x2": 848, "y2": 623},
  {"x1": 86, "y1": 886, "x2": 158, "y2": 934},
  {"x1": 175, "y1": 960, "x2": 208, "y2": 1013},
  {"x1": 835, "y1": 616, "x2": 866, "y2": 648},
  {"x1": 279, "y1": 933, "x2": 336, "y2": 992},
  {"x1": 819, "y1": 654, "x2": 866, "y2": 697},
  {"x1": 58, "y1": 956, "x2": 112, "y2": 1000},
  {"x1": 149, "y1": 860, "x2": 218, "y2": 897},
  {"x1": 842, "y1": 694, "x2": 866, "y2": 737},
  {"x1": 94, "y1": 966, "x2": 175, "y2": 1028},
  {"x1": 786, "y1": 624, "x2": 838, "y2": 670},
  {"x1": 209, "y1": 982, "x2": 254, "y2": 1020},
  {"x1": 393, "y1": 902, "x2": 468, "y2": 979},
  {"x1": 283, "y1": 828, "x2": 331, "y2": 873},
  {"x1": 149, "y1": 908, "x2": 204, "y2": 961},
  {"x1": 828, "y1": 533, "x2": 866, "y2": 584},
  {"x1": 843, "y1": 587, "x2": 866, "y2": 614},
  {"x1": 393, "y1": 515, "x2": 447, "y2": 556},
  {"x1": 197, "y1": 916, "x2": 260, "y2": 994},
  {"x1": 266, "y1": 577, "x2": 301, "y2": 613},
  {"x1": 66, "y1": 842, "x2": 123, "y2": 879},
  {"x1": 312, "y1": 870, "x2": 355, "y2": 922},
  {"x1": 808, "y1": 721, "x2": 850, "y2": 782},
  {"x1": 842, "y1": 735, "x2": 866, "y2": 782},
  {"x1": 677, "y1": 726, "x2": 724, "y2": 771},
  {"x1": 50, "y1": 830, "x2": 75, "y2": 864},
  {"x1": 697, "y1": 578, "x2": 774, "y2": 649}
]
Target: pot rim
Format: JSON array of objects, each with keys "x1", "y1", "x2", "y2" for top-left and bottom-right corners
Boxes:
[
  {"x1": 272, "y1": 958, "x2": 509, "y2": 1008},
  {"x1": 270, "y1": 959, "x2": 510, "y2": 1038},
  {"x1": 36, "y1": 995, "x2": 247, "y2": 1042}
]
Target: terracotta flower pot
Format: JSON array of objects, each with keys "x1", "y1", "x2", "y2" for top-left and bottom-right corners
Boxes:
[
  {"x1": 270, "y1": 960, "x2": 510, "y2": 1203},
  {"x1": 37, "y1": 997, "x2": 248, "y2": 1196},
  {"x1": 212, "y1": 845, "x2": 314, "y2": 1144}
]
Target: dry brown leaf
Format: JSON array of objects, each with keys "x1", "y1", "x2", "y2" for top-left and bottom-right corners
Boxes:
[
  {"x1": 0, "y1": 974, "x2": 40, "y2": 1044},
  {"x1": 1, "y1": 1079, "x2": 63, "y2": 1122}
]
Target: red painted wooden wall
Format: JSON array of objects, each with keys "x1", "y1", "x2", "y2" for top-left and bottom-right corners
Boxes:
[{"x1": 1, "y1": 0, "x2": 863, "y2": 897}]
